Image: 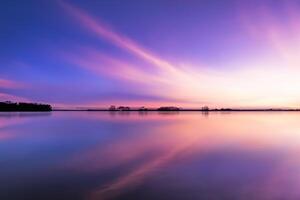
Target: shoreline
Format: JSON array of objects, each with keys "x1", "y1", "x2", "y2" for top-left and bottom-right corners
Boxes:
[
  {"x1": 1, "y1": 109, "x2": 300, "y2": 112},
  {"x1": 51, "y1": 109, "x2": 300, "y2": 112}
]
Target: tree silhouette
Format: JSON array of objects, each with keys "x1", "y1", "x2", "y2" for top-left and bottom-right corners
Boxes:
[{"x1": 0, "y1": 101, "x2": 52, "y2": 111}]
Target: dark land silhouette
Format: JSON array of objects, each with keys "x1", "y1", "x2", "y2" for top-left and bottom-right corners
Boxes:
[
  {"x1": 79, "y1": 105, "x2": 300, "y2": 112},
  {"x1": 2, "y1": 101, "x2": 300, "y2": 112},
  {"x1": 157, "y1": 106, "x2": 180, "y2": 111},
  {"x1": 0, "y1": 101, "x2": 52, "y2": 112}
]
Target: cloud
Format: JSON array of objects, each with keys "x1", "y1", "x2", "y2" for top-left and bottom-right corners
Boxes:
[
  {"x1": 58, "y1": 1, "x2": 224, "y2": 106},
  {"x1": 58, "y1": 0, "x2": 178, "y2": 74},
  {"x1": 239, "y1": 1, "x2": 300, "y2": 67},
  {"x1": 0, "y1": 78, "x2": 29, "y2": 102},
  {"x1": 0, "y1": 79, "x2": 23, "y2": 89},
  {"x1": 58, "y1": 1, "x2": 300, "y2": 108},
  {"x1": 0, "y1": 92, "x2": 29, "y2": 102}
]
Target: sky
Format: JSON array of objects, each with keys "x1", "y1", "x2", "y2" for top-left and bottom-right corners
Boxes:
[{"x1": 1, "y1": 0, "x2": 300, "y2": 109}]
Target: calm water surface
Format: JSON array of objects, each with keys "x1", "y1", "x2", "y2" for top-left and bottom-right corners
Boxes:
[{"x1": 1, "y1": 111, "x2": 300, "y2": 200}]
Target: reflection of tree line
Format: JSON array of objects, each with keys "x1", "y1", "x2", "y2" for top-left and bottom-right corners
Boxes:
[{"x1": 0, "y1": 101, "x2": 52, "y2": 112}]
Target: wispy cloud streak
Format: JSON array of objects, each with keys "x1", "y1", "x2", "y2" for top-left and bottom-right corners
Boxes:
[
  {"x1": 58, "y1": 1, "x2": 300, "y2": 108},
  {"x1": 59, "y1": 1, "x2": 228, "y2": 106},
  {"x1": 59, "y1": 0, "x2": 178, "y2": 74},
  {"x1": 0, "y1": 93, "x2": 28, "y2": 102},
  {"x1": 0, "y1": 79, "x2": 23, "y2": 89}
]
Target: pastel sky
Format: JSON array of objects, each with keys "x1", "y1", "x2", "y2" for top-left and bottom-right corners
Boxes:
[{"x1": 1, "y1": 0, "x2": 300, "y2": 108}]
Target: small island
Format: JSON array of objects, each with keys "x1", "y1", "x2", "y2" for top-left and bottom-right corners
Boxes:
[
  {"x1": 157, "y1": 106, "x2": 180, "y2": 111},
  {"x1": 0, "y1": 101, "x2": 52, "y2": 112}
]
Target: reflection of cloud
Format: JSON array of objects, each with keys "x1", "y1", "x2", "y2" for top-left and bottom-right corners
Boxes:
[
  {"x1": 0, "y1": 113, "x2": 30, "y2": 129},
  {"x1": 89, "y1": 141, "x2": 195, "y2": 200},
  {"x1": 55, "y1": 112, "x2": 300, "y2": 199},
  {"x1": 0, "y1": 131, "x2": 14, "y2": 141},
  {"x1": 63, "y1": 118, "x2": 200, "y2": 200},
  {"x1": 0, "y1": 114, "x2": 31, "y2": 141},
  {"x1": 256, "y1": 153, "x2": 300, "y2": 200}
]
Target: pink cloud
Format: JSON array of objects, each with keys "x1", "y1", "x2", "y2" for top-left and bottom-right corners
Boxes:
[
  {"x1": 58, "y1": 1, "x2": 300, "y2": 108},
  {"x1": 0, "y1": 92, "x2": 29, "y2": 102},
  {"x1": 0, "y1": 79, "x2": 23, "y2": 89},
  {"x1": 58, "y1": 0, "x2": 177, "y2": 73},
  {"x1": 0, "y1": 79, "x2": 28, "y2": 102},
  {"x1": 239, "y1": 1, "x2": 300, "y2": 66}
]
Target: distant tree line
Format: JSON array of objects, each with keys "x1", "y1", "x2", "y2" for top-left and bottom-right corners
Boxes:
[
  {"x1": 0, "y1": 101, "x2": 52, "y2": 112},
  {"x1": 157, "y1": 106, "x2": 180, "y2": 111},
  {"x1": 108, "y1": 105, "x2": 214, "y2": 111},
  {"x1": 108, "y1": 105, "x2": 182, "y2": 111}
]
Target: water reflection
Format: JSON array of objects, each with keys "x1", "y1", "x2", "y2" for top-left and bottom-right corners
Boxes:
[
  {"x1": 0, "y1": 111, "x2": 52, "y2": 118},
  {"x1": 1, "y1": 112, "x2": 300, "y2": 200}
]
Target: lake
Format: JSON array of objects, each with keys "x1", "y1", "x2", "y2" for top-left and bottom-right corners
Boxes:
[{"x1": 1, "y1": 111, "x2": 300, "y2": 200}]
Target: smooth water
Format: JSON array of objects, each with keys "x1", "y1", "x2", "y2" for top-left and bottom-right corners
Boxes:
[{"x1": 1, "y1": 111, "x2": 300, "y2": 200}]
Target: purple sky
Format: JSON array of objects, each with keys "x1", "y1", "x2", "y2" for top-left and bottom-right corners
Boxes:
[{"x1": 1, "y1": 0, "x2": 300, "y2": 108}]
